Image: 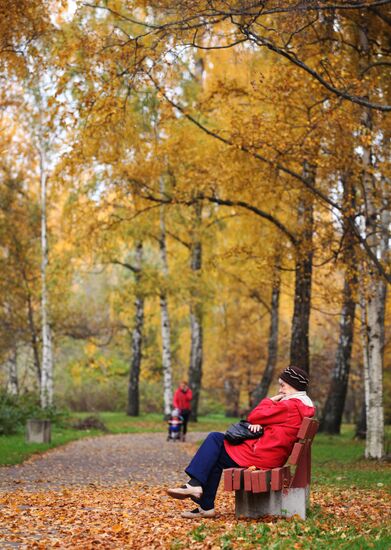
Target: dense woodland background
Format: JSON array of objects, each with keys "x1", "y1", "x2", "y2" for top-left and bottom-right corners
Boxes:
[{"x1": 0, "y1": 1, "x2": 390, "y2": 457}]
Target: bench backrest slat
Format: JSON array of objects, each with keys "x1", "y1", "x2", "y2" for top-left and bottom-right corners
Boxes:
[
  {"x1": 288, "y1": 442, "x2": 305, "y2": 466},
  {"x1": 289, "y1": 418, "x2": 319, "y2": 488},
  {"x1": 297, "y1": 417, "x2": 318, "y2": 440}
]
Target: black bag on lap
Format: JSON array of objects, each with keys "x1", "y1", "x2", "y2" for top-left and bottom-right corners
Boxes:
[{"x1": 224, "y1": 420, "x2": 264, "y2": 445}]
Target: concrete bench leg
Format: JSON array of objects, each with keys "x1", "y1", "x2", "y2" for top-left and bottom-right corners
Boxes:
[
  {"x1": 235, "y1": 490, "x2": 282, "y2": 518},
  {"x1": 280, "y1": 487, "x2": 307, "y2": 519},
  {"x1": 235, "y1": 487, "x2": 309, "y2": 519},
  {"x1": 26, "y1": 419, "x2": 51, "y2": 444}
]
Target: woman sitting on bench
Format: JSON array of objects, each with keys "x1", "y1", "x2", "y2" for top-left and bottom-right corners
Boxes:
[{"x1": 167, "y1": 366, "x2": 315, "y2": 518}]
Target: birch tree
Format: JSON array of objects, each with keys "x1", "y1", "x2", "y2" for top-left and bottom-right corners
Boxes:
[
  {"x1": 159, "y1": 178, "x2": 173, "y2": 417},
  {"x1": 6, "y1": 347, "x2": 18, "y2": 396},
  {"x1": 356, "y1": 18, "x2": 389, "y2": 458},
  {"x1": 188, "y1": 200, "x2": 203, "y2": 421},
  {"x1": 38, "y1": 127, "x2": 53, "y2": 408}
]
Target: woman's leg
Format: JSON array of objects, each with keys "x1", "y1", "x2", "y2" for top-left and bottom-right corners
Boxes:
[
  {"x1": 167, "y1": 432, "x2": 238, "y2": 510},
  {"x1": 197, "y1": 445, "x2": 238, "y2": 510},
  {"x1": 185, "y1": 432, "x2": 228, "y2": 485},
  {"x1": 184, "y1": 432, "x2": 239, "y2": 510}
]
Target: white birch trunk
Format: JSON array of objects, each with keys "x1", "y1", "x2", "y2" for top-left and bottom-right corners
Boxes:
[
  {"x1": 188, "y1": 201, "x2": 203, "y2": 421},
  {"x1": 360, "y1": 203, "x2": 388, "y2": 459},
  {"x1": 365, "y1": 285, "x2": 385, "y2": 459},
  {"x1": 7, "y1": 348, "x2": 18, "y2": 396},
  {"x1": 360, "y1": 278, "x2": 386, "y2": 459},
  {"x1": 39, "y1": 143, "x2": 53, "y2": 409},
  {"x1": 357, "y1": 23, "x2": 388, "y2": 459},
  {"x1": 159, "y1": 178, "x2": 173, "y2": 417}
]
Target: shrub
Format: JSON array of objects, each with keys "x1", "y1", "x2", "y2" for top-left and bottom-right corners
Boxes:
[
  {"x1": 0, "y1": 392, "x2": 25, "y2": 435},
  {"x1": 58, "y1": 378, "x2": 127, "y2": 412},
  {"x1": 71, "y1": 415, "x2": 108, "y2": 431},
  {"x1": 0, "y1": 391, "x2": 69, "y2": 435}
]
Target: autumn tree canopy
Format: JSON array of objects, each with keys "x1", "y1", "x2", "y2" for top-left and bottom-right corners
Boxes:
[{"x1": 0, "y1": 0, "x2": 390, "y2": 457}]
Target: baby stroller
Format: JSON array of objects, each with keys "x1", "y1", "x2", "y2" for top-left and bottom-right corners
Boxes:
[{"x1": 167, "y1": 409, "x2": 184, "y2": 442}]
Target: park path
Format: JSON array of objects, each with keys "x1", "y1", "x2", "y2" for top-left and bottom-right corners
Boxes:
[{"x1": 0, "y1": 432, "x2": 209, "y2": 492}]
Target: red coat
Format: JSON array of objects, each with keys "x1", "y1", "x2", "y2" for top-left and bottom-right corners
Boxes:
[
  {"x1": 224, "y1": 396, "x2": 315, "y2": 469},
  {"x1": 173, "y1": 387, "x2": 193, "y2": 411}
]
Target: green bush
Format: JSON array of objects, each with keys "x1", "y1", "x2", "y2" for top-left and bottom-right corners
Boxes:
[
  {"x1": 198, "y1": 389, "x2": 226, "y2": 416},
  {"x1": 139, "y1": 381, "x2": 164, "y2": 413},
  {"x1": 0, "y1": 392, "x2": 25, "y2": 435},
  {"x1": 0, "y1": 391, "x2": 69, "y2": 435},
  {"x1": 58, "y1": 378, "x2": 127, "y2": 412}
]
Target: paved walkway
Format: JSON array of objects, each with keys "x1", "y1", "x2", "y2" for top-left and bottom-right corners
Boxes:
[{"x1": 0, "y1": 432, "x2": 208, "y2": 492}]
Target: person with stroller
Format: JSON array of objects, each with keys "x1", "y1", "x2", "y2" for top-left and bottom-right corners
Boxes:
[
  {"x1": 167, "y1": 366, "x2": 315, "y2": 518},
  {"x1": 173, "y1": 381, "x2": 193, "y2": 441}
]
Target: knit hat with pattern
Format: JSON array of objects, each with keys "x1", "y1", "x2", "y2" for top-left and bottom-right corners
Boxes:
[{"x1": 279, "y1": 366, "x2": 309, "y2": 391}]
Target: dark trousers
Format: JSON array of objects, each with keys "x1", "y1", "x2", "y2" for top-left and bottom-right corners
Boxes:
[
  {"x1": 185, "y1": 432, "x2": 239, "y2": 510},
  {"x1": 181, "y1": 409, "x2": 191, "y2": 435}
]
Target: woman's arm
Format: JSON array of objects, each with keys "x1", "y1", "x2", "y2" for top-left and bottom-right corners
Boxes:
[
  {"x1": 173, "y1": 390, "x2": 179, "y2": 409},
  {"x1": 247, "y1": 397, "x2": 288, "y2": 425}
]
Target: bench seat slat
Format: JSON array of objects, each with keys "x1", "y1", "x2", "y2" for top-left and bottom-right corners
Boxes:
[
  {"x1": 251, "y1": 470, "x2": 261, "y2": 493},
  {"x1": 271, "y1": 466, "x2": 290, "y2": 491},
  {"x1": 243, "y1": 469, "x2": 252, "y2": 491},
  {"x1": 233, "y1": 468, "x2": 244, "y2": 490},
  {"x1": 224, "y1": 468, "x2": 234, "y2": 491},
  {"x1": 258, "y1": 470, "x2": 270, "y2": 492}
]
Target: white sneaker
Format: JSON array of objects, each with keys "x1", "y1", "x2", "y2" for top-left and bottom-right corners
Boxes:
[
  {"x1": 167, "y1": 483, "x2": 203, "y2": 500},
  {"x1": 181, "y1": 507, "x2": 216, "y2": 519}
]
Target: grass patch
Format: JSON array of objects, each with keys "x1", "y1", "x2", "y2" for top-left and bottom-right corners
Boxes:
[
  {"x1": 173, "y1": 485, "x2": 390, "y2": 550},
  {"x1": 0, "y1": 427, "x2": 102, "y2": 466},
  {"x1": 312, "y1": 425, "x2": 391, "y2": 488},
  {"x1": 215, "y1": 519, "x2": 391, "y2": 549},
  {"x1": 0, "y1": 412, "x2": 235, "y2": 466}
]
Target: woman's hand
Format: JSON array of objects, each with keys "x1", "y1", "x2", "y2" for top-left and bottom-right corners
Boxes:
[
  {"x1": 248, "y1": 424, "x2": 262, "y2": 433},
  {"x1": 270, "y1": 394, "x2": 283, "y2": 402}
]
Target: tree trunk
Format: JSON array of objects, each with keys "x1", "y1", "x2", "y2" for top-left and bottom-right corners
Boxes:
[
  {"x1": 356, "y1": 22, "x2": 388, "y2": 459},
  {"x1": 355, "y1": 394, "x2": 367, "y2": 439},
  {"x1": 320, "y1": 175, "x2": 357, "y2": 434},
  {"x1": 27, "y1": 291, "x2": 41, "y2": 386},
  {"x1": 252, "y1": 261, "x2": 281, "y2": 405},
  {"x1": 360, "y1": 274, "x2": 386, "y2": 458},
  {"x1": 224, "y1": 377, "x2": 240, "y2": 417},
  {"x1": 39, "y1": 144, "x2": 53, "y2": 409},
  {"x1": 159, "y1": 179, "x2": 173, "y2": 418},
  {"x1": 188, "y1": 201, "x2": 203, "y2": 421},
  {"x1": 289, "y1": 163, "x2": 315, "y2": 374},
  {"x1": 127, "y1": 242, "x2": 144, "y2": 417},
  {"x1": 7, "y1": 347, "x2": 18, "y2": 396},
  {"x1": 320, "y1": 277, "x2": 356, "y2": 433}
]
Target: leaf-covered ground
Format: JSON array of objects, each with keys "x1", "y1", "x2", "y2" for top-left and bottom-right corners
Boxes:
[
  {"x1": 0, "y1": 433, "x2": 390, "y2": 549},
  {"x1": 0, "y1": 485, "x2": 389, "y2": 549}
]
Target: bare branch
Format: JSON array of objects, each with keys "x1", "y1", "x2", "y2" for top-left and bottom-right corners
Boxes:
[
  {"x1": 243, "y1": 28, "x2": 391, "y2": 112},
  {"x1": 203, "y1": 195, "x2": 298, "y2": 246},
  {"x1": 110, "y1": 259, "x2": 139, "y2": 273}
]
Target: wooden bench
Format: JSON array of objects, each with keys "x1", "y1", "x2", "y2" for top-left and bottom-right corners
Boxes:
[{"x1": 223, "y1": 417, "x2": 319, "y2": 520}]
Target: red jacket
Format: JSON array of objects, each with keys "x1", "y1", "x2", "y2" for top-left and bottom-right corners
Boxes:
[
  {"x1": 173, "y1": 387, "x2": 193, "y2": 411},
  {"x1": 224, "y1": 396, "x2": 315, "y2": 469}
]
